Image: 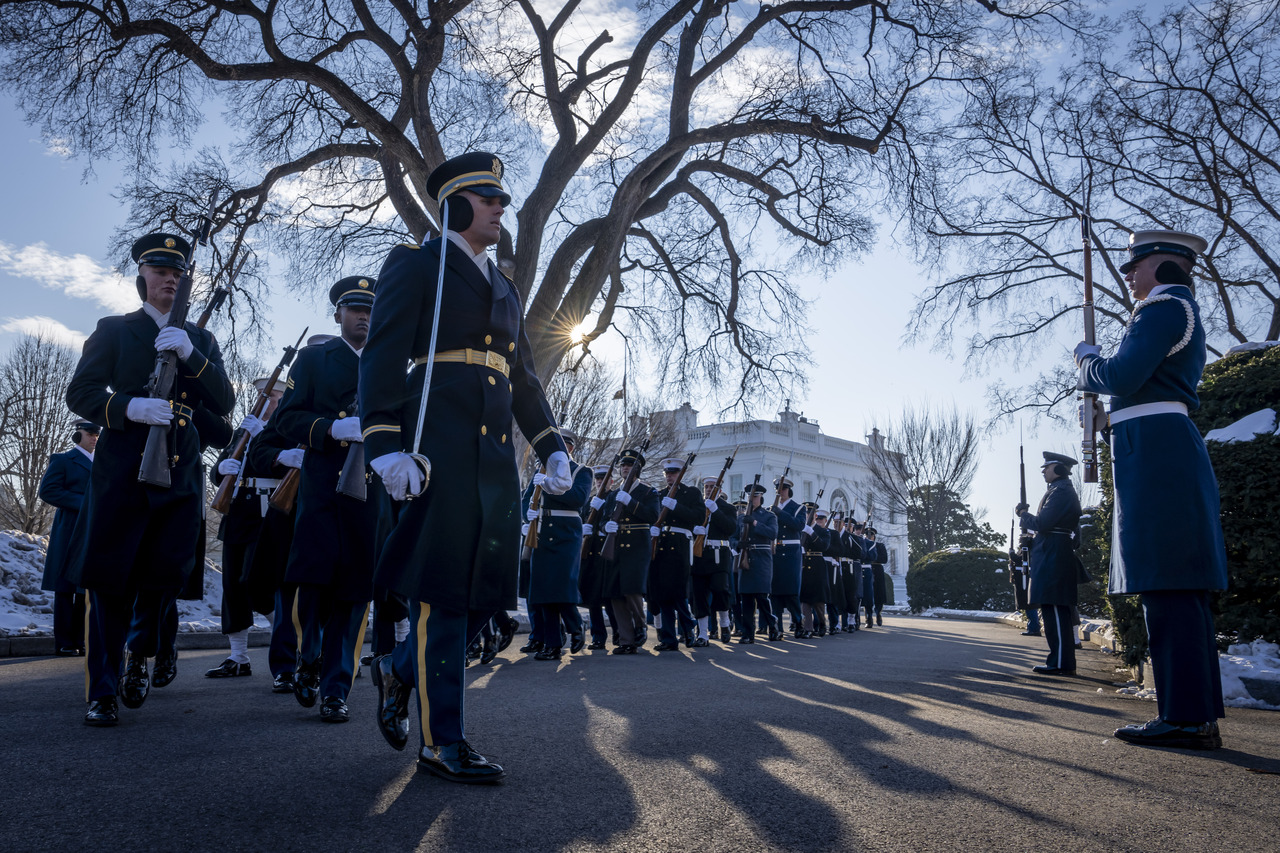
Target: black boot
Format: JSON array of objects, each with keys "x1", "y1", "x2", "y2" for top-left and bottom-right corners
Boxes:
[{"x1": 119, "y1": 651, "x2": 150, "y2": 710}]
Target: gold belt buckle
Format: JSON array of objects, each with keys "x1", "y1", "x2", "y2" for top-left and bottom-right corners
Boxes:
[{"x1": 485, "y1": 350, "x2": 506, "y2": 375}]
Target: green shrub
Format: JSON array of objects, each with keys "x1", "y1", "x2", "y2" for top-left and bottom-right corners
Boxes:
[
  {"x1": 1191, "y1": 344, "x2": 1280, "y2": 433},
  {"x1": 906, "y1": 547, "x2": 1014, "y2": 613}
]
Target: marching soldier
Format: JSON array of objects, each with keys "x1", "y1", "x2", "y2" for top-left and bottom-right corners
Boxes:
[
  {"x1": 1075, "y1": 229, "x2": 1227, "y2": 749},
  {"x1": 798, "y1": 505, "x2": 831, "y2": 638},
  {"x1": 769, "y1": 477, "x2": 806, "y2": 640},
  {"x1": 38, "y1": 420, "x2": 98, "y2": 656},
  {"x1": 649, "y1": 458, "x2": 703, "y2": 651},
  {"x1": 361, "y1": 152, "x2": 573, "y2": 783},
  {"x1": 273, "y1": 276, "x2": 384, "y2": 723},
  {"x1": 865, "y1": 527, "x2": 889, "y2": 626},
  {"x1": 691, "y1": 478, "x2": 737, "y2": 645},
  {"x1": 839, "y1": 517, "x2": 860, "y2": 633},
  {"x1": 66, "y1": 231, "x2": 234, "y2": 726},
  {"x1": 735, "y1": 484, "x2": 778, "y2": 644},
  {"x1": 1017, "y1": 452, "x2": 1084, "y2": 675},
  {"x1": 580, "y1": 465, "x2": 618, "y2": 649},
  {"x1": 600, "y1": 447, "x2": 660, "y2": 655}
]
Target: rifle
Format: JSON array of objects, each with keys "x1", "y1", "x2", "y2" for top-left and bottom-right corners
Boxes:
[
  {"x1": 769, "y1": 451, "x2": 793, "y2": 554},
  {"x1": 736, "y1": 461, "x2": 765, "y2": 571},
  {"x1": 1080, "y1": 210, "x2": 1100, "y2": 483},
  {"x1": 268, "y1": 450, "x2": 303, "y2": 514},
  {"x1": 650, "y1": 451, "x2": 697, "y2": 560},
  {"x1": 1018, "y1": 425, "x2": 1028, "y2": 513},
  {"x1": 693, "y1": 445, "x2": 738, "y2": 558},
  {"x1": 210, "y1": 327, "x2": 307, "y2": 514},
  {"x1": 334, "y1": 396, "x2": 366, "y2": 501},
  {"x1": 800, "y1": 487, "x2": 825, "y2": 550},
  {"x1": 139, "y1": 193, "x2": 217, "y2": 487},
  {"x1": 194, "y1": 286, "x2": 229, "y2": 330},
  {"x1": 600, "y1": 439, "x2": 649, "y2": 562},
  {"x1": 522, "y1": 463, "x2": 547, "y2": 559},
  {"x1": 580, "y1": 457, "x2": 616, "y2": 561}
]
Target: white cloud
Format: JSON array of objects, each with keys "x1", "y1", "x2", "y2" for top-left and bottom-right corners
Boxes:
[
  {"x1": 41, "y1": 136, "x2": 73, "y2": 158},
  {"x1": 0, "y1": 241, "x2": 138, "y2": 313},
  {"x1": 0, "y1": 315, "x2": 88, "y2": 350}
]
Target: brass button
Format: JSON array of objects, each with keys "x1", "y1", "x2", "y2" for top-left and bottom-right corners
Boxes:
[
  {"x1": 484, "y1": 335, "x2": 492, "y2": 345},
  {"x1": 488, "y1": 376, "x2": 496, "y2": 386},
  {"x1": 508, "y1": 342, "x2": 515, "y2": 352},
  {"x1": 508, "y1": 383, "x2": 513, "y2": 392},
  {"x1": 501, "y1": 434, "x2": 507, "y2": 444},
  {"x1": 180, "y1": 392, "x2": 187, "y2": 400},
  {"x1": 178, "y1": 419, "x2": 187, "y2": 426},
  {"x1": 481, "y1": 425, "x2": 487, "y2": 436},
  {"x1": 341, "y1": 440, "x2": 349, "y2": 447},
  {"x1": 338, "y1": 410, "x2": 347, "y2": 418}
]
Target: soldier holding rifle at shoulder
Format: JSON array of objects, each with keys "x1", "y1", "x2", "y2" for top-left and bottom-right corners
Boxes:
[
  {"x1": 579, "y1": 465, "x2": 619, "y2": 650},
  {"x1": 735, "y1": 483, "x2": 778, "y2": 644},
  {"x1": 648, "y1": 456, "x2": 703, "y2": 651},
  {"x1": 769, "y1": 476, "x2": 807, "y2": 641},
  {"x1": 1017, "y1": 452, "x2": 1083, "y2": 676},
  {"x1": 691, "y1": 476, "x2": 738, "y2": 645},
  {"x1": 599, "y1": 446, "x2": 660, "y2": 655},
  {"x1": 798, "y1": 505, "x2": 831, "y2": 638}
]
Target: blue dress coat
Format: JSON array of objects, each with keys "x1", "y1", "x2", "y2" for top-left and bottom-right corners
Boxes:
[
  {"x1": 38, "y1": 447, "x2": 92, "y2": 593},
  {"x1": 735, "y1": 507, "x2": 778, "y2": 595},
  {"x1": 525, "y1": 462, "x2": 593, "y2": 605},
  {"x1": 770, "y1": 499, "x2": 806, "y2": 597},
  {"x1": 1019, "y1": 478, "x2": 1082, "y2": 606}
]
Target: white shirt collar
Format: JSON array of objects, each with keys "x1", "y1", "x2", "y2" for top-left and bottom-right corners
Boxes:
[
  {"x1": 1148, "y1": 283, "x2": 1179, "y2": 299},
  {"x1": 76, "y1": 445, "x2": 94, "y2": 461},
  {"x1": 342, "y1": 338, "x2": 363, "y2": 357},
  {"x1": 141, "y1": 301, "x2": 170, "y2": 328},
  {"x1": 446, "y1": 231, "x2": 491, "y2": 277}
]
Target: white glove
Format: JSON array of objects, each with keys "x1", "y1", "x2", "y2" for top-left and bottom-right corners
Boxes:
[
  {"x1": 521, "y1": 523, "x2": 530, "y2": 537},
  {"x1": 616, "y1": 490, "x2": 632, "y2": 507},
  {"x1": 218, "y1": 458, "x2": 242, "y2": 477},
  {"x1": 370, "y1": 451, "x2": 423, "y2": 501},
  {"x1": 126, "y1": 397, "x2": 173, "y2": 425},
  {"x1": 693, "y1": 525, "x2": 707, "y2": 536},
  {"x1": 582, "y1": 524, "x2": 593, "y2": 536},
  {"x1": 154, "y1": 326, "x2": 194, "y2": 360},
  {"x1": 704, "y1": 499, "x2": 719, "y2": 513},
  {"x1": 1078, "y1": 398, "x2": 1108, "y2": 428},
  {"x1": 532, "y1": 471, "x2": 546, "y2": 487},
  {"x1": 650, "y1": 526, "x2": 662, "y2": 537},
  {"x1": 331, "y1": 417, "x2": 363, "y2": 442},
  {"x1": 1073, "y1": 341, "x2": 1102, "y2": 366},
  {"x1": 276, "y1": 448, "x2": 305, "y2": 469},
  {"x1": 803, "y1": 525, "x2": 815, "y2": 536},
  {"x1": 541, "y1": 451, "x2": 572, "y2": 495},
  {"x1": 661, "y1": 496, "x2": 677, "y2": 511},
  {"x1": 590, "y1": 496, "x2": 605, "y2": 510},
  {"x1": 527, "y1": 507, "x2": 540, "y2": 522},
  {"x1": 604, "y1": 520, "x2": 618, "y2": 534},
  {"x1": 239, "y1": 414, "x2": 266, "y2": 438}
]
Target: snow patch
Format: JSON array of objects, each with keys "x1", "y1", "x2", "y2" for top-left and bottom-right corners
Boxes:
[{"x1": 1205, "y1": 408, "x2": 1277, "y2": 443}]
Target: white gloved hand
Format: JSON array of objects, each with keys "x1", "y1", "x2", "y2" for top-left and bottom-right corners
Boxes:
[
  {"x1": 276, "y1": 448, "x2": 305, "y2": 469},
  {"x1": 1073, "y1": 341, "x2": 1102, "y2": 366},
  {"x1": 541, "y1": 451, "x2": 572, "y2": 495},
  {"x1": 582, "y1": 524, "x2": 594, "y2": 536},
  {"x1": 126, "y1": 397, "x2": 173, "y2": 425},
  {"x1": 615, "y1": 490, "x2": 632, "y2": 507},
  {"x1": 218, "y1": 458, "x2": 243, "y2": 477},
  {"x1": 370, "y1": 451, "x2": 423, "y2": 501},
  {"x1": 649, "y1": 526, "x2": 662, "y2": 538},
  {"x1": 532, "y1": 471, "x2": 546, "y2": 487},
  {"x1": 604, "y1": 520, "x2": 618, "y2": 534},
  {"x1": 239, "y1": 414, "x2": 266, "y2": 438},
  {"x1": 154, "y1": 326, "x2": 194, "y2": 360},
  {"x1": 661, "y1": 496, "x2": 677, "y2": 511},
  {"x1": 331, "y1": 417, "x2": 363, "y2": 442},
  {"x1": 1078, "y1": 398, "x2": 1108, "y2": 429},
  {"x1": 521, "y1": 523, "x2": 530, "y2": 537},
  {"x1": 527, "y1": 507, "x2": 540, "y2": 522},
  {"x1": 590, "y1": 496, "x2": 605, "y2": 510},
  {"x1": 693, "y1": 525, "x2": 707, "y2": 536},
  {"x1": 803, "y1": 525, "x2": 815, "y2": 536},
  {"x1": 704, "y1": 499, "x2": 719, "y2": 513}
]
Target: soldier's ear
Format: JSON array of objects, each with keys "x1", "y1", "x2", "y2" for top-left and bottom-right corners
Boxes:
[{"x1": 135, "y1": 275, "x2": 147, "y2": 300}]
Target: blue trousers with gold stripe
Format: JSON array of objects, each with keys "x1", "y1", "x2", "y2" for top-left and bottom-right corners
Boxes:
[
  {"x1": 293, "y1": 584, "x2": 370, "y2": 701},
  {"x1": 390, "y1": 602, "x2": 493, "y2": 748},
  {"x1": 269, "y1": 585, "x2": 299, "y2": 678}
]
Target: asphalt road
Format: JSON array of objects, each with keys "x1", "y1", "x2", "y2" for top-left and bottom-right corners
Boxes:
[{"x1": 2, "y1": 615, "x2": 1276, "y2": 853}]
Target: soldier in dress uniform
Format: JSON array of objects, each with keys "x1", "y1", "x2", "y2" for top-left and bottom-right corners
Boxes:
[
  {"x1": 798, "y1": 505, "x2": 831, "y2": 638},
  {"x1": 691, "y1": 478, "x2": 737, "y2": 645},
  {"x1": 360, "y1": 152, "x2": 573, "y2": 783},
  {"x1": 1075, "y1": 229, "x2": 1227, "y2": 749},
  {"x1": 272, "y1": 276, "x2": 384, "y2": 723},
  {"x1": 521, "y1": 430, "x2": 593, "y2": 660},
  {"x1": 839, "y1": 517, "x2": 861, "y2": 633},
  {"x1": 579, "y1": 465, "x2": 618, "y2": 649},
  {"x1": 647, "y1": 458, "x2": 704, "y2": 651},
  {"x1": 1017, "y1": 451, "x2": 1083, "y2": 675},
  {"x1": 66, "y1": 232, "x2": 235, "y2": 726},
  {"x1": 599, "y1": 447, "x2": 660, "y2": 655},
  {"x1": 865, "y1": 527, "x2": 889, "y2": 626},
  {"x1": 735, "y1": 484, "x2": 778, "y2": 644},
  {"x1": 769, "y1": 477, "x2": 807, "y2": 640},
  {"x1": 38, "y1": 420, "x2": 98, "y2": 656},
  {"x1": 817, "y1": 512, "x2": 844, "y2": 636}
]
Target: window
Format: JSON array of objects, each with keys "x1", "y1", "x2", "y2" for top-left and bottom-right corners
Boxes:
[
  {"x1": 729, "y1": 473, "x2": 742, "y2": 497},
  {"x1": 889, "y1": 548, "x2": 898, "y2": 575},
  {"x1": 804, "y1": 480, "x2": 813, "y2": 501}
]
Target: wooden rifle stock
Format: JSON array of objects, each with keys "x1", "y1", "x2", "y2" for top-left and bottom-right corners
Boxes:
[
  {"x1": 800, "y1": 487, "x2": 824, "y2": 550},
  {"x1": 649, "y1": 452, "x2": 696, "y2": 560},
  {"x1": 335, "y1": 397, "x2": 366, "y2": 501},
  {"x1": 1081, "y1": 212, "x2": 1100, "y2": 483},
  {"x1": 600, "y1": 442, "x2": 649, "y2": 562},
  {"x1": 580, "y1": 459, "x2": 616, "y2": 561},
  {"x1": 736, "y1": 473, "x2": 762, "y2": 570},
  {"x1": 523, "y1": 465, "x2": 547, "y2": 557},
  {"x1": 268, "y1": 451, "x2": 304, "y2": 514},
  {"x1": 693, "y1": 445, "x2": 738, "y2": 558}
]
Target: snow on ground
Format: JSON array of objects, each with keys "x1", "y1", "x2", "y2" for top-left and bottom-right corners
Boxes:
[{"x1": 1205, "y1": 408, "x2": 1278, "y2": 443}]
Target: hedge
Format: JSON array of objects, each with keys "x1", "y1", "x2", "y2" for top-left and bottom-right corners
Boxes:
[{"x1": 906, "y1": 547, "x2": 1014, "y2": 613}]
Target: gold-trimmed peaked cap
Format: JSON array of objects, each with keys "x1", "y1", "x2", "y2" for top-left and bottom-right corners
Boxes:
[
  {"x1": 131, "y1": 232, "x2": 191, "y2": 271},
  {"x1": 426, "y1": 152, "x2": 512, "y2": 207},
  {"x1": 329, "y1": 275, "x2": 376, "y2": 309}
]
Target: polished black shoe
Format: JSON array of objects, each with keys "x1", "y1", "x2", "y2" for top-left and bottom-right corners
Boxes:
[
  {"x1": 417, "y1": 741, "x2": 505, "y2": 784},
  {"x1": 479, "y1": 636, "x2": 498, "y2": 665},
  {"x1": 371, "y1": 655, "x2": 411, "y2": 751},
  {"x1": 360, "y1": 653, "x2": 374, "y2": 667},
  {"x1": 204, "y1": 658, "x2": 251, "y2": 679},
  {"x1": 587, "y1": 640, "x2": 606, "y2": 650},
  {"x1": 719, "y1": 626, "x2": 732, "y2": 643},
  {"x1": 152, "y1": 652, "x2": 178, "y2": 687},
  {"x1": 119, "y1": 652, "x2": 150, "y2": 710},
  {"x1": 272, "y1": 672, "x2": 296, "y2": 694},
  {"x1": 635, "y1": 629, "x2": 649, "y2": 648},
  {"x1": 1020, "y1": 630, "x2": 1041, "y2": 636},
  {"x1": 294, "y1": 660, "x2": 320, "y2": 708},
  {"x1": 654, "y1": 641, "x2": 680, "y2": 652},
  {"x1": 864, "y1": 616, "x2": 874, "y2": 628},
  {"x1": 875, "y1": 612, "x2": 883, "y2": 626},
  {"x1": 1031, "y1": 665, "x2": 1077, "y2": 675},
  {"x1": 535, "y1": 646, "x2": 563, "y2": 661},
  {"x1": 497, "y1": 616, "x2": 519, "y2": 652},
  {"x1": 466, "y1": 639, "x2": 482, "y2": 662},
  {"x1": 767, "y1": 627, "x2": 783, "y2": 642},
  {"x1": 518, "y1": 639, "x2": 543, "y2": 654},
  {"x1": 56, "y1": 646, "x2": 83, "y2": 657},
  {"x1": 1114, "y1": 718, "x2": 1221, "y2": 750},
  {"x1": 612, "y1": 644, "x2": 637, "y2": 655},
  {"x1": 739, "y1": 635, "x2": 756, "y2": 644},
  {"x1": 319, "y1": 696, "x2": 350, "y2": 723},
  {"x1": 569, "y1": 633, "x2": 586, "y2": 654},
  {"x1": 85, "y1": 696, "x2": 119, "y2": 727},
  {"x1": 691, "y1": 636, "x2": 710, "y2": 648}
]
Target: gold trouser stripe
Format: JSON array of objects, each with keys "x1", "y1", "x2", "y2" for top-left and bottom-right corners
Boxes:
[
  {"x1": 416, "y1": 603, "x2": 432, "y2": 748},
  {"x1": 349, "y1": 603, "x2": 371, "y2": 692},
  {"x1": 291, "y1": 588, "x2": 303, "y2": 660},
  {"x1": 83, "y1": 595, "x2": 92, "y2": 702}
]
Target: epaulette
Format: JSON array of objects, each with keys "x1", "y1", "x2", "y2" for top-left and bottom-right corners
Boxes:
[{"x1": 396, "y1": 242, "x2": 421, "y2": 250}]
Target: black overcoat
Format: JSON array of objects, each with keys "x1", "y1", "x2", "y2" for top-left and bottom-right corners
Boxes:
[
  {"x1": 691, "y1": 497, "x2": 737, "y2": 579},
  {"x1": 38, "y1": 447, "x2": 92, "y2": 593},
  {"x1": 244, "y1": 421, "x2": 299, "y2": 614},
  {"x1": 601, "y1": 483, "x2": 660, "y2": 598},
  {"x1": 799, "y1": 525, "x2": 831, "y2": 602},
  {"x1": 648, "y1": 481, "x2": 704, "y2": 602},
  {"x1": 525, "y1": 463, "x2": 593, "y2": 605}
]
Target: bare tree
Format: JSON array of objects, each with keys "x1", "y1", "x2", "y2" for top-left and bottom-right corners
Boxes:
[
  {"x1": 862, "y1": 403, "x2": 982, "y2": 557},
  {"x1": 901, "y1": 0, "x2": 1280, "y2": 422},
  {"x1": 0, "y1": 0, "x2": 1072, "y2": 410},
  {"x1": 0, "y1": 334, "x2": 78, "y2": 533}
]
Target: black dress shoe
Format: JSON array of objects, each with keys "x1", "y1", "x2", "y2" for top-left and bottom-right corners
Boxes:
[
  {"x1": 417, "y1": 741, "x2": 505, "y2": 784},
  {"x1": 466, "y1": 639, "x2": 482, "y2": 662},
  {"x1": 360, "y1": 653, "x2": 374, "y2": 667},
  {"x1": 739, "y1": 635, "x2": 755, "y2": 644},
  {"x1": 119, "y1": 652, "x2": 150, "y2": 710},
  {"x1": 272, "y1": 673, "x2": 296, "y2": 694},
  {"x1": 588, "y1": 640, "x2": 606, "y2": 650},
  {"x1": 719, "y1": 627, "x2": 732, "y2": 643},
  {"x1": 152, "y1": 652, "x2": 178, "y2": 687},
  {"x1": 1020, "y1": 630, "x2": 1041, "y2": 636},
  {"x1": 1031, "y1": 665, "x2": 1077, "y2": 675},
  {"x1": 635, "y1": 629, "x2": 648, "y2": 648},
  {"x1": 294, "y1": 660, "x2": 320, "y2": 708},
  {"x1": 55, "y1": 646, "x2": 83, "y2": 657},
  {"x1": 85, "y1": 696, "x2": 119, "y2": 727},
  {"x1": 1114, "y1": 719, "x2": 1221, "y2": 750},
  {"x1": 497, "y1": 616, "x2": 519, "y2": 652},
  {"x1": 654, "y1": 641, "x2": 680, "y2": 651},
  {"x1": 319, "y1": 696, "x2": 350, "y2": 723},
  {"x1": 612, "y1": 644, "x2": 636, "y2": 655},
  {"x1": 569, "y1": 634, "x2": 586, "y2": 654},
  {"x1": 534, "y1": 646, "x2": 563, "y2": 661},
  {"x1": 480, "y1": 636, "x2": 498, "y2": 665},
  {"x1": 875, "y1": 612, "x2": 883, "y2": 626},
  {"x1": 204, "y1": 658, "x2": 251, "y2": 678},
  {"x1": 691, "y1": 637, "x2": 710, "y2": 647},
  {"x1": 518, "y1": 639, "x2": 543, "y2": 654},
  {"x1": 767, "y1": 627, "x2": 783, "y2": 642},
  {"x1": 371, "y1": 655, "x2": 410, "y2": 751}
]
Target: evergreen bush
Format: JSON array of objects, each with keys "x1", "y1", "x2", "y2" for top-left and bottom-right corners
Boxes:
[{"x1": 905, "y1": 547, "x2": 1013, "y2": 613}]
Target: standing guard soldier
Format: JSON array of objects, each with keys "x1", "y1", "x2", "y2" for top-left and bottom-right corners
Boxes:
[
  {"x1": 769, "y1": 477, "x2": 806, "y2": 640},
  {"x1": 649, "y1": 458, "x2": 704, "y2": 651},
  {"x1": 273, "y1": 276, "x2": 384, "y2": 723},
  {"x1": 1017, "y1": 452, "x2": 1083, "y2": 676},
  {"x1": 38, "y1": 420, "x2": 98, "y2": 656},
  {"x1": 1075, "y1": 229, "x2": 1227, "y2": 749},
  {"x1": 735, "y1": 484, "x2": 778, "y2": 644},
  {"x1": 798, "y1": 505, "x2": 830, "y2": 638},
  {"x1": 600, "y1": 448, "x2": 660, "y2": 655},
  {"x1": 580, "y1": 465, "x2": 618, "y2": 650},
  {"x1": 839, "y1": 517, "x2": 860, "y2": 633},
  {"x1": 691, "y1": 478, "x2": 737, "y2": 645},
  {"x1": 360, "y1": 152, "x2": 573, "y2": 784},
  {"x1": 66, "y1": 232, "x2": 234, "y2": 726},
  {"x1": 866, "y1": 527, "x2": 889, "y2": 626}
]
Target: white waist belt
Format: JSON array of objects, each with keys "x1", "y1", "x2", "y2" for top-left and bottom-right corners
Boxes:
[
  {"x1": 541, "y1": 509, "x2": 581, "y2": 519},
  {"x1": 1109, "y1": 401, "x2": 1188, "y2": 425},
  {"x1": 777, "y1": 539, "x2": 801, "y2": 546},
  {"x1": 705, "y1": 540, "x2": 732, "y2": 547},
  {"x1": 660, "y1": 527, "x2": 693, "y2": 537},
  {"x1": 241, "y1": 477, "x2": 281, "y2": 489}
]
